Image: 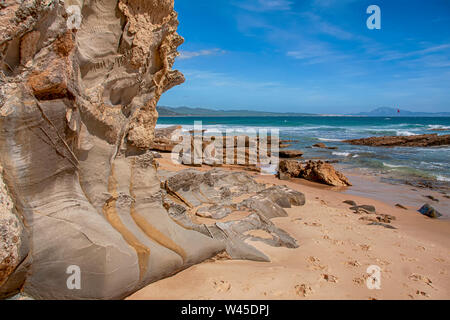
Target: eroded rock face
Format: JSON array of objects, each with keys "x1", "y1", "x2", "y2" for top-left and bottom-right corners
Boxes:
[
  {"x1": 278, "y1": 160, "x2": 351, "y2": 187},
  {"x1": 159, "y1": 168, "x2": 304, "y2": 262},
  {"x1": 0, "y1": 0, "x2": 225, "y2": 299},
  {"x1": 0, "y1": 165, "x2": 30, "y2": 299}
]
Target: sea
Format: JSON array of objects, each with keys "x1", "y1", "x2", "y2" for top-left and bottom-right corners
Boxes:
[{"x1": 156, "y1": 116, "x2": 450, "y2": 192}]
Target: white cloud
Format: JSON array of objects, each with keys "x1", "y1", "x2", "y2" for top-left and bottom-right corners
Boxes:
[
  {"x1": 178, "y1": 48, "x2": 226, "y2": 60},
  {"x1": 286, "y1": 41, "x2": 352, "y2": 64}
]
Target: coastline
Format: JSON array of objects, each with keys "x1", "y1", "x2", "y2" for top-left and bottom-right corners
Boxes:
[{"x1": 127, "y1": 153, "x2": 450, "y2": 300}]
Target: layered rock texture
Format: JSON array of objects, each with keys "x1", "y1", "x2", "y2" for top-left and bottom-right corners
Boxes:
[
  {"x1": 278, "y1": 160, "x2": 351, "y2": 187},
  {"x1": 159, "y1": 168, "x2": 304, "y2": 262},
  {"x1": 0, "y1": 0, "x2": 304, "y2": 300},
  {"x1": 0, "y1": 0, "x2": 219, "y2": 299}
]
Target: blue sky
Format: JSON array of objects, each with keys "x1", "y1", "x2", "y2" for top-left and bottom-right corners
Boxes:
[{"x1": 159, "y1": 0, "x2": 450, "y2": 114}]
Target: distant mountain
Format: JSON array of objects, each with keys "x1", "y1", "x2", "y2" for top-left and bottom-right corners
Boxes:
[
  {"x1": 157, "y1": 106, "x2": 316, "y2": 117},
  {"x1": 157, "y1": 106, "x2": 450, "y2": 117},
  {"x1": 352, "y1": 107, "x2": 450, "y2": 117}
]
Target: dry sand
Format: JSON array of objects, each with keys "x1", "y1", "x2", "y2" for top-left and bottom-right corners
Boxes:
[{"x1": 127, "y1": 154, "x2": 450, "y2": 300}]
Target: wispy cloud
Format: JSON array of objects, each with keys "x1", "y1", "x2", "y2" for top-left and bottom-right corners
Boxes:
[
  {"x1": 287, "y1": 42, "x2": 351, "y2": 65},
  {"x1": 312, "y1": 0, "x2": 359, "y2": 8},
  {"x1": 183, "y1": 69, "x2": 282, "y2": 89},
  {"x1": 379, "y1": 44, "x2": 450, "y2": 61},
  {"x1": 234, "y1": 0, "x2": 293, "y2": 12},
  {"x1": 302, "y1": 12, "x2": 356, "y2": 40},
  {"x1": 178, "y1": 48, "x2": 226, "y2": 60}
]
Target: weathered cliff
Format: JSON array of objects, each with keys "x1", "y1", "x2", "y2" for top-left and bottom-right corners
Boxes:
[
  {"x1": 0, "y1": 0, "x2": 305, "y2": 300},
  {"x1": 0, "y1": 0, "x2": 225, "y2": 299}
]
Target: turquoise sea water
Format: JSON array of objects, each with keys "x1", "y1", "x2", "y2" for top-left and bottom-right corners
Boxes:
[{"x1": 156, "y1": 116, "x2": 450, "y2": 190}]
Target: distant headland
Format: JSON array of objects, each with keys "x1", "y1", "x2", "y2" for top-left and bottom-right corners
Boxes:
[{"x1": 157, "y1": 106, "x2": 450, "y2": 117}]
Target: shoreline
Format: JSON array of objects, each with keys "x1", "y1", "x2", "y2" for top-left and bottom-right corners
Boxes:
[
  {"x1": 154, "y1": 121, "x2": 450, "y2": 194},
  {"x1": 335, "y1": 164, "x2": 449, "y2": 219},
  {"x1": 127, "y1": 153, "x2": 450, "y2": 300}
]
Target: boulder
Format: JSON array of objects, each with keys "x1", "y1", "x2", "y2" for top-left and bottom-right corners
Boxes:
[
  {"x1": 300, "y1": 161, "x2": 352, "y2": 187},
  {"x1": 279, "y1": 160, "x2": 351, "y2": 187},
  {"x1": 279, "y1": 159, "x2": 303, "y2": 178},
  {"x1": 418, "y1": 204, "x2": 442, "y2": 218}
]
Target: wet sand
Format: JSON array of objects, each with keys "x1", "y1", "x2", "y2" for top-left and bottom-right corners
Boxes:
[{"x1": 127, "y1": 154, "x2": 450, "y2": 300}]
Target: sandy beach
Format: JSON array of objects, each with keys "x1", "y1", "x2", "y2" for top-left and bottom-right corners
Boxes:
[{"x1": 127, "y1": 153, "x2": 450, "y2": 300}]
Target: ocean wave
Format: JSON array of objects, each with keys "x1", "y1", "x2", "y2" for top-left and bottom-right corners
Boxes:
[
  {"x1": 396, "y1": 130, "x2": 418, "y2": 136},
  {"x1": 428, "y1": 125, "x2": 450, "y2": 130},
  {"x1": 318, "y1": 138, "x2": 343, "y2": 142},
  {"x1": 383, "y1": 162, "x2": 406, "y2": 168},
  {"x1": 332, "y1": 152, "x2": 351, "y2": 157},
  {"x1": 436, "y1": 175, "x2": 450, "y2": 182}
]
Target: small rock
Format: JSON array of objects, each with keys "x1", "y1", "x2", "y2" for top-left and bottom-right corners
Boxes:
[
  {"x1": 418, "y1": 204, "x2": 442, "y2": 218},
  {"x1": 343, "y1": 200, "x2": 357, "y2": 206},
  {"x1": 424, "y1": 195, "x2": 439, "y2": 202},
  {"x1": 395, "y1": 204, "x2": 408, "y2": 210},
  {"x1": 368, "y1": 222, "x2": 397, "y2": 229},
  {"x1": 300, "y1": 160, "x2": 351, "y2": 187},
  {"x1": 350, "y1": 205, "x2": 376, "y2": 214},
  {"x1": 279, "y1": 150, "x2": 303, "y2": 158}
]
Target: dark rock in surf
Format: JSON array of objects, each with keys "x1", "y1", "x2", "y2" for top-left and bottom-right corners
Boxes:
[{"x1": 418, "y1": 204, "x2": 442, "y2": 218}]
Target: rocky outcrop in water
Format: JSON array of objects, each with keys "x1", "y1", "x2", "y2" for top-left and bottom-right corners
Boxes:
[
  {"x1": 279, "y1": 150, "x2": 303, "y2": 158},
  {"x1": 0, "y1": 0, "x2": 229, "y2": 300},
  {"x1": 344, "y1": 134, "x2": 450, "y2": 147}
]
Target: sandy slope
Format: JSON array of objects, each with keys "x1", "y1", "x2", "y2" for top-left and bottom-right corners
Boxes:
[{"x1": 128, "y1": 155, "x2": 450, "y2": 300}]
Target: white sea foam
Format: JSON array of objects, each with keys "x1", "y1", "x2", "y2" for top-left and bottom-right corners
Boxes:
[
  {"x1": 383, "y1": 162, "x2": 406, "y2": 168},
  {"x1": 332, "y1": 152, "x2": 350, "y2": 157},
  {"x1": 396, "y1": 130, "x2": 418, "y2": 136},
  {"x1": 436, "y1": 175, "x2": 450, "y2": 182},
  {"x1": 428, "y1": 125, "x2": 450, "y2": 130},
  {"x1": 318, "y1": 138, "x2": 343, "y2": 142}
]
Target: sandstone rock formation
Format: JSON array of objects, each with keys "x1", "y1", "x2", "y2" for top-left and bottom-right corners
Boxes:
[
  {"x1": 0, "y1": 1, "x2": 305, "y2": 300},
  {"x1": 159, "y1": 168, "x2": 304, "y2": 261},
  {"x1": 278, "y1": 160, "x2": 351, "y2": 187},
  {"x1": 0, "y1": 0, "x2": 226, "y2": 300},
  {"x1": 344, "y1": 134, "x2": 450, "y2": 147},
  {"x1": 0, "y1": 165, "x2": 30, "y2": 299},
  {"x1": 151, "y1": 125, "x2": 183, "y2": 152}
]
